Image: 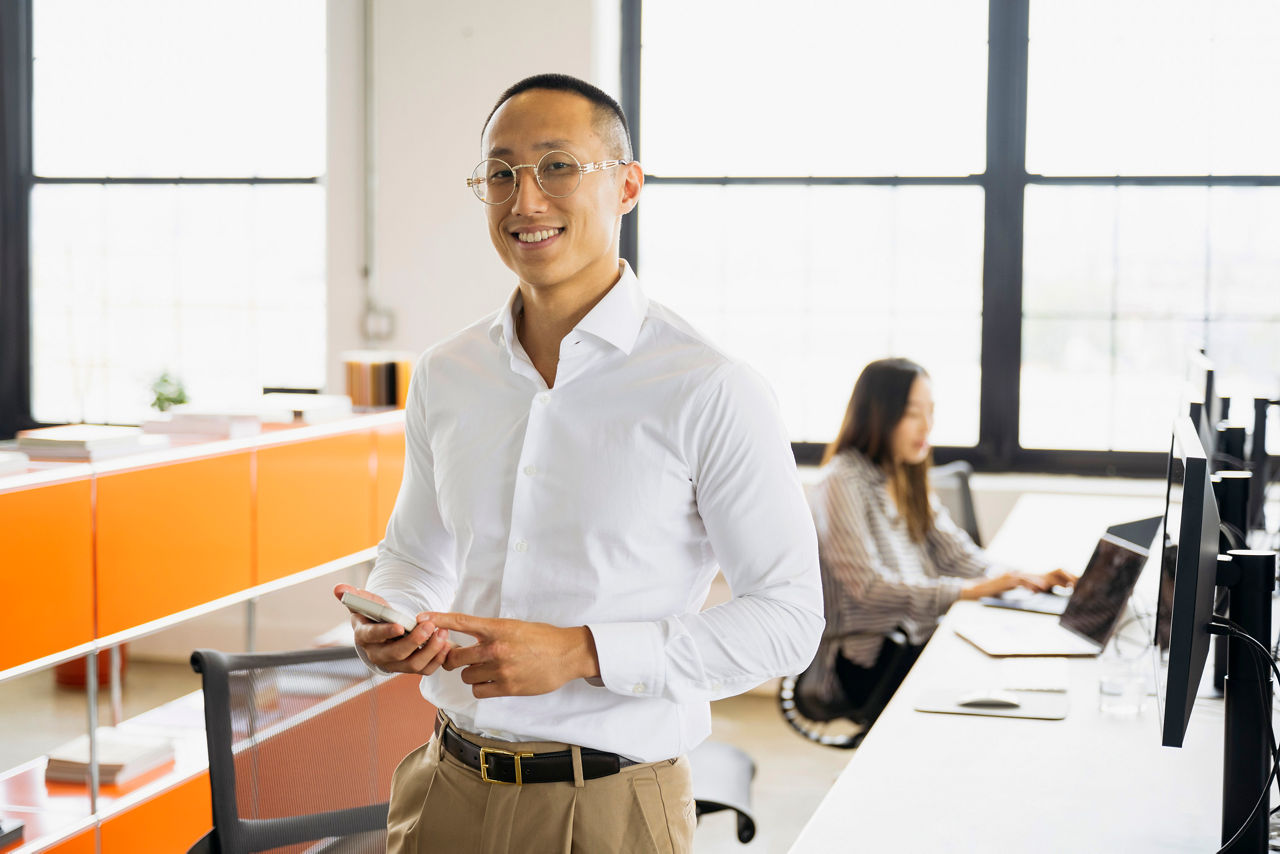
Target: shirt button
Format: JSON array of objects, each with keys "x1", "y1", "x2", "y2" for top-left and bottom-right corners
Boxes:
[
  {"x1": 632, "y1": 683, "x2": 646, "y2": 694},
  {"x1": 536, "y1": 393, "x2": 551, "y2": 405},
  {"x1": 513, "y1": 540, "x2": 528, "y2": 553},
  {"x1": 523, "y1": 465, "x2": 538, "y2": 476}
]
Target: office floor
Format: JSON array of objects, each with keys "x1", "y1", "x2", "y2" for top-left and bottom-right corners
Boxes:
[
  {"x1": 697, "y1": 689, "x2": 852, "y2": 853},
  {"x1": 1, "y1": 664, "x2": 849, "y2": 853}
]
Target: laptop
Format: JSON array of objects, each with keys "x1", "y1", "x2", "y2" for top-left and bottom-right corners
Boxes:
[
  {"x1": 953, "y1": 515, "x2": 1161, "y2": 657},
  {"x1": 980, "y1": 515, "x2": 1163, "y2": 616}
]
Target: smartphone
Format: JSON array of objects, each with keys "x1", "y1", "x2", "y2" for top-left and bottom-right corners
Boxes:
[{"x1": 340, "y1": 591, "x2": 419, "y2": 635}]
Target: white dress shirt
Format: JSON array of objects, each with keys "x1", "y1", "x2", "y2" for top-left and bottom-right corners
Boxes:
[{"x1": 365, "y1": 262, "x2": 824, "y2": 762}]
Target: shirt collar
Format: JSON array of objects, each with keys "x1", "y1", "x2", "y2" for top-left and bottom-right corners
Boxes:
[
  {"x1": 574, "y1": 260, "x2": 648, "y2": 355},
  {"x1": 487, "y1": 261, "x2": 649, "y2": 356}
]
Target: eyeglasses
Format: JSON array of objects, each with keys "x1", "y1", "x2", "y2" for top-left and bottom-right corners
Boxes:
[{"x1": 467, "y1": 149, "x2": 631, "y2": 205}]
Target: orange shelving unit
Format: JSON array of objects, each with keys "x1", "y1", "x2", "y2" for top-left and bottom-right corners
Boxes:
[
  {"x1": 95, "y1": 451, "x2": 254, "y2": 637},
  {"x1": 0, "y1": 475, "x2": 94, "y2": 672},
  {"x1": 256, "y1": 430, "x2": 377, "y2": 585},
  {"x1": 0, "y1": 412, "x2": 407, "y2": 853}
]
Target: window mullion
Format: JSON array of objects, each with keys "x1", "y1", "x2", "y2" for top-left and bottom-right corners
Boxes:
[
  {"x1": 979, "y1": 0, "x2": 1030, "y2": 468},
  {"x1": 0, "y1": 0, "x2": 35, "y2": 438}
]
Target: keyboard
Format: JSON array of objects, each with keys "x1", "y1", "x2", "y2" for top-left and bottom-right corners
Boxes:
[
  {"x1": 981, "y1": 590, "x2": 1070, "y2": 616},
  {"x1": 1000, "y1": 657, "x2": 1070, "y2": 692}
]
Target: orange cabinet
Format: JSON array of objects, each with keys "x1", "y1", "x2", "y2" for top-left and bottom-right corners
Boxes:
[
  {"x1": 256, "y1": 431, "x2": 375, "y2": 584},
  {"x1": 37, "y1": 827, "x2": 95, "y2": 854},
  {"x1": 374, "y1": 422, "x2": 406, "y2": 540},
  {"x1": 0, "y1": 478, "x2": 94, "y2": 670},
  {"x1": 95, "y1": 453, "x2": 253, "y2": 636},
  {"x1": 98, "y1": 773, "x2": 210, "y2": 853}
]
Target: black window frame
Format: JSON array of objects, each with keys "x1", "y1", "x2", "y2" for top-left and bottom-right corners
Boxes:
[
  {"x1": 620, "y1": 0, "x2": 1280, "y2": 477},
  {"x1": 0, "y1": 0, "x2": 322, "y2": 438},
  {"x1": 0, "y1": 0, "x2": 35, "y2": 439}
]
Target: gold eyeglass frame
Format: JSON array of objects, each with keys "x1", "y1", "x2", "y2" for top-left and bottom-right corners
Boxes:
[{"x1": 466, "y1": 149, "x2": 631, "y2": 205}]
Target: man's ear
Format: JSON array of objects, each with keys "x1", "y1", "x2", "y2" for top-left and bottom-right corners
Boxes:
[{"x1": 617, "y1": 161, "x2": 644, "y2": 216}]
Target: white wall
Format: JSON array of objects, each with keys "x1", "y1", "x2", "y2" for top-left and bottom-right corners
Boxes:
[{"x1": 327, "y1": 0, "x2": 621, "y2": 387}]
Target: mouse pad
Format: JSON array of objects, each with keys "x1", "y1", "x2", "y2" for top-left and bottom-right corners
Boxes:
[{"x1": 913, "y1": 690, "x2": 1069, "y2": 720}]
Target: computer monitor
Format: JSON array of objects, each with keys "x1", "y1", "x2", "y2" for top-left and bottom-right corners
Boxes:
[
  {"x1": 1153, "y1": 416, "x2": 1221, "y2": 749},
  {"x1": 1187, "y1": 350, "x2": 1219, "y2": 461}
]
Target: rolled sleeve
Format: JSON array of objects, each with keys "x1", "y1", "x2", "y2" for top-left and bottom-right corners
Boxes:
[{"x1": 602, "y1": 363, "x2": 825, "y2": 703}]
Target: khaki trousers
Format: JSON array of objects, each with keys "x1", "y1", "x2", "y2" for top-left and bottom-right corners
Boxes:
[{"x1": 386, "y1": 724, "x2": 695, "y2": 854}]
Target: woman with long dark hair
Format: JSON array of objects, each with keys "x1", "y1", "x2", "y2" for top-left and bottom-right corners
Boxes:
[{"x1": 808, "y1": 357, "x2": 1073, "y2": 722}]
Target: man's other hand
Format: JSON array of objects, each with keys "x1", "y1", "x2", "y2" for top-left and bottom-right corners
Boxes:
[
  {"x1": 433, "y1": 612, "x2": 601, "y2": 698},
  {"x1": 332, "y1": 583, "x2": 450, "y2": 675}
]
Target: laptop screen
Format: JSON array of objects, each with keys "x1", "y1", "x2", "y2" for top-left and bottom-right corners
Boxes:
[{"x1": 1058, "y1": 533, "x2": 1151, "y2": 647}]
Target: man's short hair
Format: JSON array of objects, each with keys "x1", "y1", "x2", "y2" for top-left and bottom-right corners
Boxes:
[{"x1": 483, "y1": 73, "x2": 633, "y2": 162}]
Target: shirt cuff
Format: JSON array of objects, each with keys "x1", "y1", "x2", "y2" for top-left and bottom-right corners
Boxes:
[{"x1": 586, "y1": 621, "x2": 666, "y2": 698}]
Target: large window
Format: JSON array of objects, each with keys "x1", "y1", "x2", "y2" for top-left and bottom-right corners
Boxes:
[
  {"x1": 625, "y1": 0, "x2": 1280, "y2": 472},
  {"x1": 634, "y1": 0, "x2": 989, "y2": 452},
  {"x1": 1020, "y1": 1, "x2": 1280, "y2": 458},
  {"x1": 26, "y1": 0, "x2": 326, "y2": 426}
]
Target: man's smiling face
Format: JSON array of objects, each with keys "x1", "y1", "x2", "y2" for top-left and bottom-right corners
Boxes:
[{"x1": 481, "y1": 88, "x2": 633, "y2": 294}]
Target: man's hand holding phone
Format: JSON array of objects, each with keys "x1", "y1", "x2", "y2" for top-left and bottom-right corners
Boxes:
[{"x1": 333, "y1": 583, "x2": 453, "y2": 676}]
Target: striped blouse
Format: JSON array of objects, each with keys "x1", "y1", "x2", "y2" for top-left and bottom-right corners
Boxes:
[{"x1": 809, "y1": 449, "x2": 991, "y2": 667}]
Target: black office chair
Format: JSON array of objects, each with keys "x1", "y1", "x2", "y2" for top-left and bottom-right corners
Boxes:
[
  {"x1": 690, "y1": 739, "x2": 757, "y2": 843},
  {"x1": 931, "y1": 459, "x2": 983, "y2": 546},
  {"x1": 778, "y1": 628, "x2": 916, "y2": 750},
  {"x1": 780, "y1": 463, "x2": 980, "y2": 748},
  {"x1": 188, "y1": 646, "x2": 431, "y2": 854}
]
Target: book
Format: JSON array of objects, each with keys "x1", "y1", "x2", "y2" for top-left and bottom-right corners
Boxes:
[
  {"x1": 0, "y1": 450, "x2": 29, "y2": 477},
  {"x1": 142, "y1": 407, "x2": 262, "y2": 439},
  {"x1": 342, "y1": 350, "x2": 415, "y2": 409},
  {"x1": 0, "y1": 818, "x2": 23, "y2": 848},
  {"x1": 44, "y1": 727, "x2": 175, "y2": 787},
  {"x1": 260, "y1": 393, "x2": 353, "y2": 425},
  {"x1": 17, "y1": 424, "x2": 144, "y2": 451},
  {"x1": 16, "y1": 434, "x2": 168, "y2": 462}
]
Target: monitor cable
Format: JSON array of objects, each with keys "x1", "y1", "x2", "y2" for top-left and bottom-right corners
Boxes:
[
  {"x1": 1222, "y1": 522, "x2": 1248, "y2": 553},
  {"x1": 1217, "y1": 451, "x2": 1250, "y2": 471},
  {"x1": 1207, "y1": 619, "x2": 1280, "y2": 853}
]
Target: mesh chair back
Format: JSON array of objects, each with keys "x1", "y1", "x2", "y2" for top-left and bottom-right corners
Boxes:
[
  {"x1": 191, "y1": 647, "x2": 432, "y2": 854},
  {"x1": 931, "y1": 459, "x2": 982, "y2": 546}
]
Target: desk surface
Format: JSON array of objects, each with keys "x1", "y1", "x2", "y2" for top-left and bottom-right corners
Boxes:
[{"x1": 790, "y1": 493, "x2": 1233, "y2": 853}]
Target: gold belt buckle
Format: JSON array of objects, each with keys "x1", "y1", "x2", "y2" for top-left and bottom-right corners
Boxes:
[{"x1": 479, "y1": 746, "x2": 534, "y2": 785}]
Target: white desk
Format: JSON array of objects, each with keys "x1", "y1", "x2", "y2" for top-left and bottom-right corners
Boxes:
[{"x1": 790, "y1": 493, "x2": 1234, "y2": 853}]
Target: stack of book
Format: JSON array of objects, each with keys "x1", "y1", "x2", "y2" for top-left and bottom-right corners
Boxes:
[
  {"x1": 44, "y1": 728, "x2": 175, "y2": 787},
  {"x1": 16, "y1": 425, "x2": 165, "y2": 461},
  {"x1": 342, "y1": 350, "x2": 415, "y2": 410},
  {"x1": 141, "y1": 406, "x2": 262, "y2": 439},
  {"x1": 0, "y1": 450, "x2": 29, "y2": 477},
  {"x1": 0, "y1": 818, "x2": 23, "y2": 848},
  {"x1": 260, "y1": 393, "x2": 353, "y2": 425}
]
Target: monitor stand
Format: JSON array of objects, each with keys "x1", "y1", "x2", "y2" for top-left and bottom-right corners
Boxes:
[{"x1": 1216, "y1": 550, "x2": 1277, "y2": 854}]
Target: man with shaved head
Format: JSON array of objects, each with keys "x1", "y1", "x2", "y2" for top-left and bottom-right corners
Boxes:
[{"x1": 336, "y1": 73, "x2": 823, "y2": 853}]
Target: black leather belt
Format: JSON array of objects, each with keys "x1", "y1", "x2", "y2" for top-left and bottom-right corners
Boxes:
[{"x1": 439, "y1": 721, "x2": 637, "y2": 785}]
